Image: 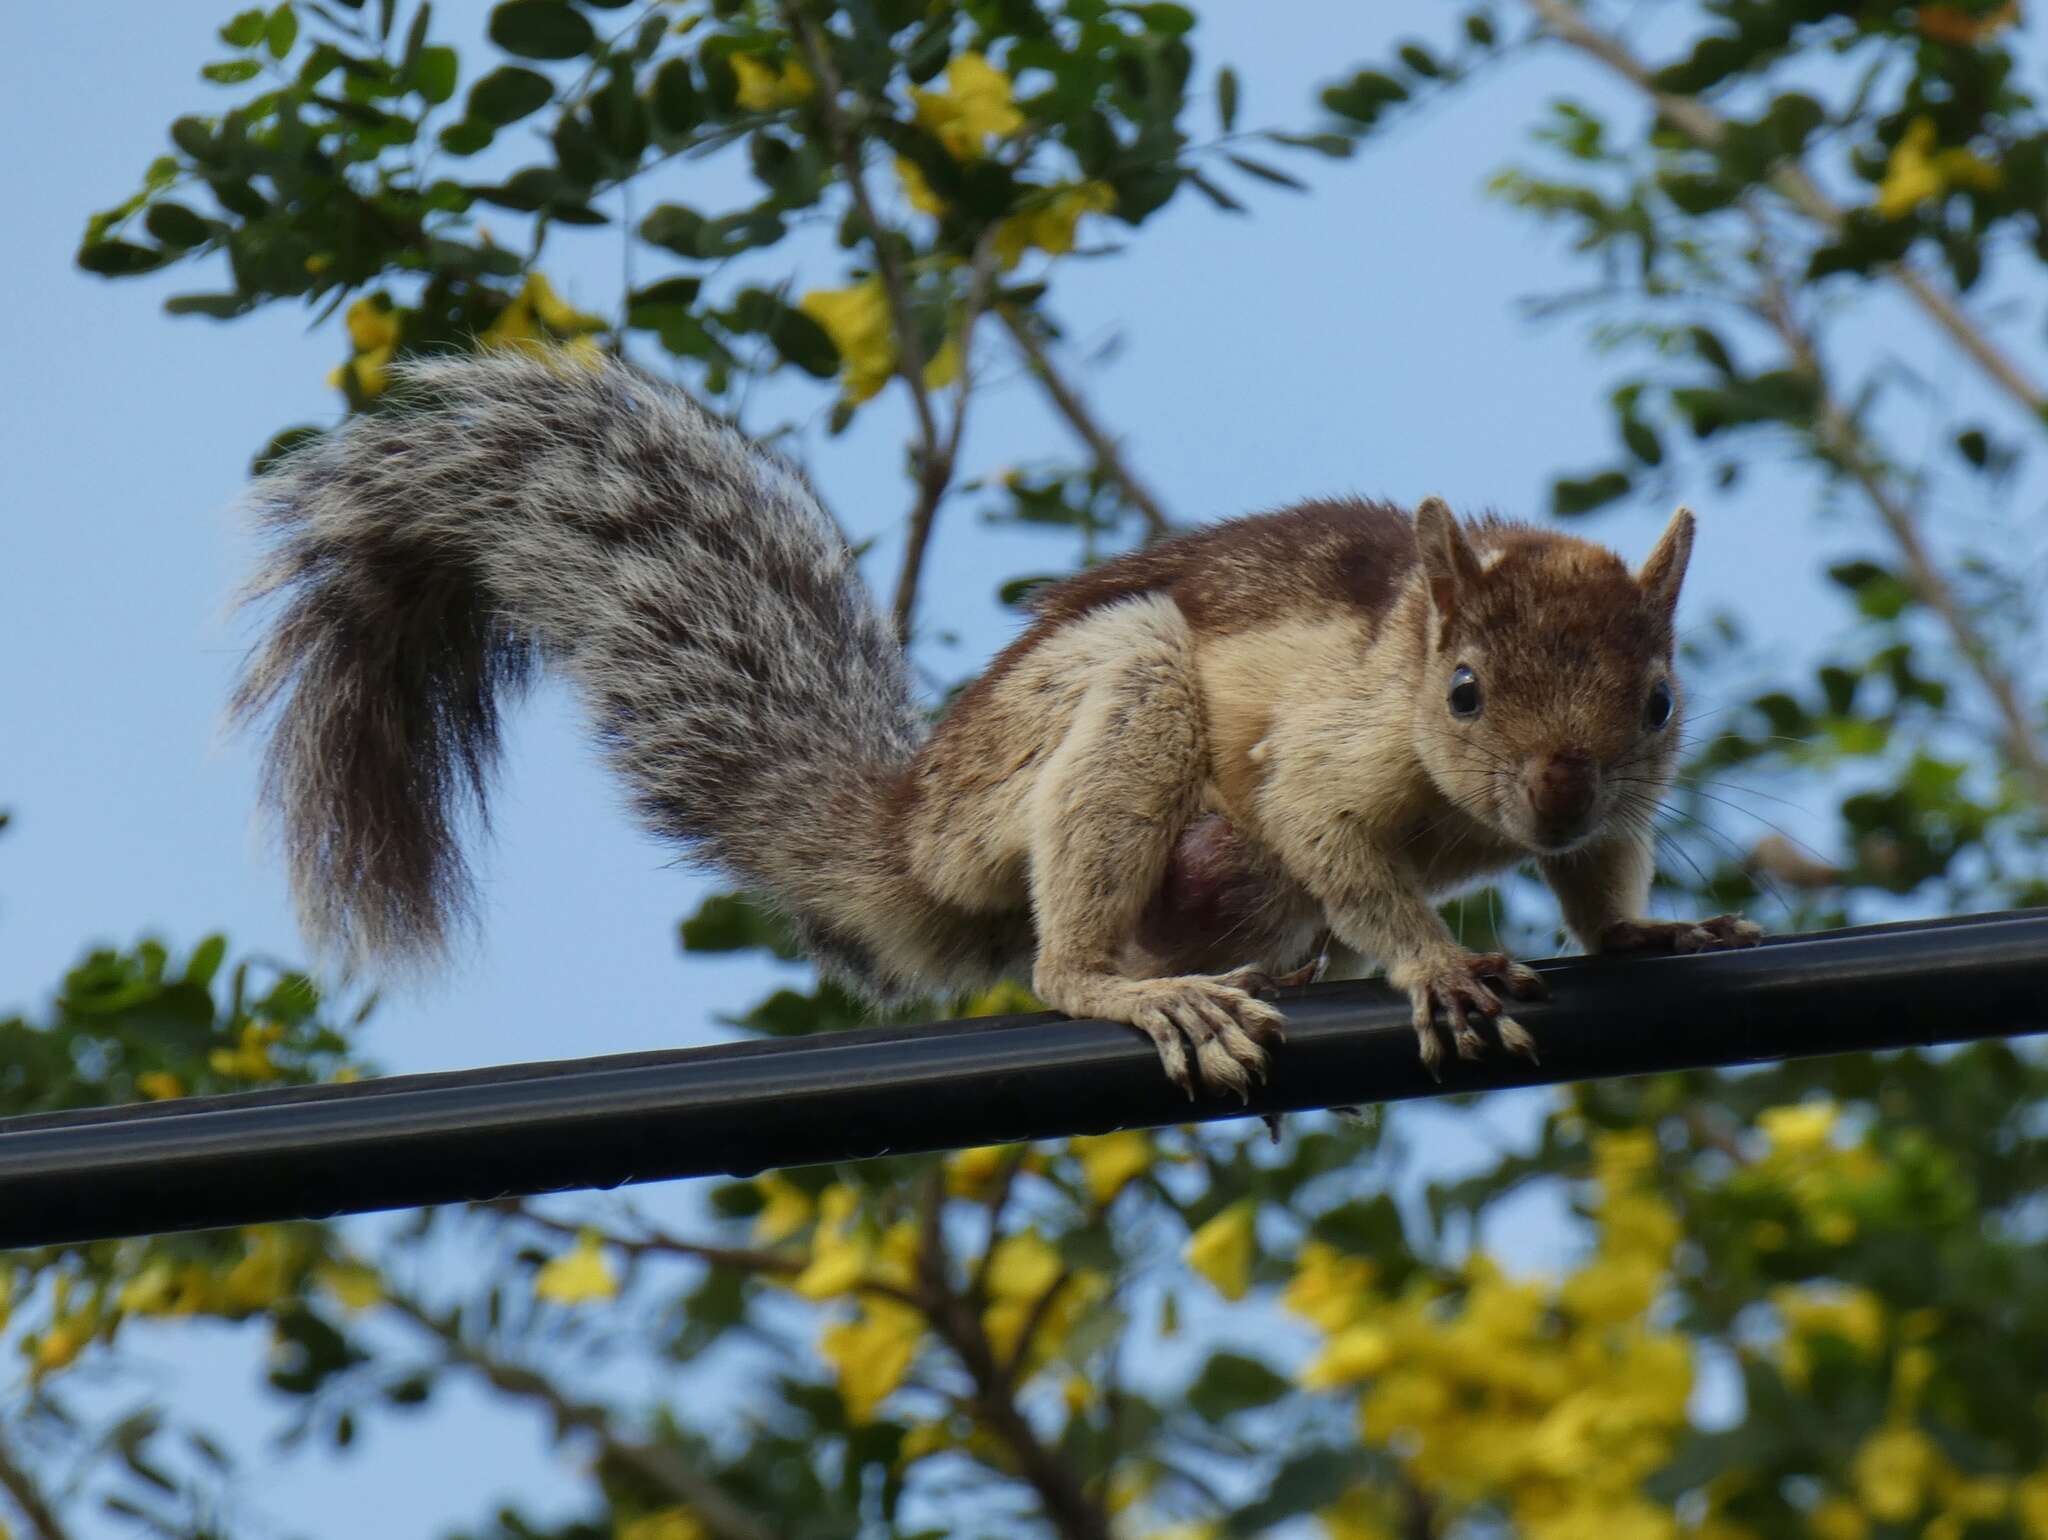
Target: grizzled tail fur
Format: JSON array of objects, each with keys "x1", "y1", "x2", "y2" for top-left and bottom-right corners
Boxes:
[{"x1": 231, "y1": 351, "x2": 925, "y2": 983}]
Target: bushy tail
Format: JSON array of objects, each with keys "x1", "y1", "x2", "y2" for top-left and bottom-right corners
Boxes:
[{"x1": 231, "y1": 351, "x2": 924, "y2": 980}]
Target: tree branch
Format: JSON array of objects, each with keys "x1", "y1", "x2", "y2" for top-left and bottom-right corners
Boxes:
[
  {"x1": 494, "y1": 1200, "x2": 921, "y2": 1308},
  {"x1": 1746, "y1": 233, "x2": 2048, "y2": 806},
  {"x1": 0, "y1": 1433, "x2": 70, "y2": 1540},
  {"x1": 911, "y1": 1183, "x2": 1112, "y2": 1540},
  {"x1": 890, "y1": 234, "x2": 1001, "y2": 642},
  {"x1": 1001, "y1": 308, "x2": 1175, "y2": 543},
  {"x1": 1521, "y1": 0, "x2": 2048, "y2": 422},
  {"x1": 384, "y1": 1289, "x2": 778, "y2": 1540}
]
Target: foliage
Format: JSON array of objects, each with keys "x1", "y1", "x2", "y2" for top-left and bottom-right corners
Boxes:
[{"x1": 20, "y1": 0, "x2": 2047, "y2": 1538}]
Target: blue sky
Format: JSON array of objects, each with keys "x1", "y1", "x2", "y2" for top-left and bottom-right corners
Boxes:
[{"x1": 3, "y1": 2, "x2": 2019, "y2": 1535}]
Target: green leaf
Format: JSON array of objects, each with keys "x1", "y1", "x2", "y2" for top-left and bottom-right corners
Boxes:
[
  {"x1": 467, "y1": 65, "x2": 553, "y2": 125},
  {"x1": 251, "y1": 424, "x2": 323, "y2": 475},
  {"x1": 1186, "y1": 169, "x2": 1246, "y2": 214},
  {"x1": 165, "y1": 292, "x2": 252, "y2": 318},
  {"x1": 1398, "y1": 42, "x2": 1442, "y2": 78},
  {"x1": 201, "y1": 59, "x2": 264, "y2": 84},
  {"x1": 641, "y1": 202, "x2": 708, "y2": 257},
  {"x1": 438, "y1": 118, "x2": 494, "y2": 155},
  {"x1": 220, "y1": 9, "x2": 267, "y2": 47},
  {"x1": 629, "y1": 277, "x2": 703, "y2": 309},
  {"x1": 183, "y1": 936, "x2": 228, "y2": 990},
  {"x1": 144, "y1": 201, "x2": 212, "y2": 248},
  {"x1": 413, "y1": 44, "x2": 457, "y2": 103},
  {"x1": 1187, "y1": 1351, "x2": 1290, "y2": 1421},
  {"x1": 650, "y1": 57, "x2": 700, "y2": 135},
  {"x1": 77, "y1": 240, "x2": 167, "y2": 277},
  {"x1": 171, "y1": 116, "x2": 218, "y2": 162},
  {"x1": 1216, "y1": 65, "x2": 1238, "y2": 132},
  {"x1": 766, "y1": 301, "x2": 839, "y2": 378},
  {"x1": 487, "y1": 0, "x2": 593, "y2": 61},
  {"x1": 1224, "y1": 154, "x2": 1306, "y2": 191},
  {"x1": 1262, "y1": 130, "x2": 1354, "y2": 159},
  {"x1": 265, "y1": 3, "x2": 299, "y2": 59},
  {"x1": 1551, "y1": 469, "x2": 1631, "y2": 515}
]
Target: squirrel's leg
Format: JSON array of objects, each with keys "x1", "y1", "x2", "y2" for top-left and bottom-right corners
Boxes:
[
  {"x1": 1542, "y1": 836, "x2": 1763, "y2": 955},
  {"x1": 1277, "y1": 834, "x2": 1546, "y2": 1076},
  {"x1": 1026, "y1": 630, "x2": 1286, "y2": 1103}
]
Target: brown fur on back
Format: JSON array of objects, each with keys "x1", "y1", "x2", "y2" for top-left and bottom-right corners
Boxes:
[{"x1": 1028, "y1": 497, "x2": 1416, "y2": 637}]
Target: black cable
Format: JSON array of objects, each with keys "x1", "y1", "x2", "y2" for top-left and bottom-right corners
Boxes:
[{"x1": 1, "y1": 909, "x2": 2042, "y2": 1249}]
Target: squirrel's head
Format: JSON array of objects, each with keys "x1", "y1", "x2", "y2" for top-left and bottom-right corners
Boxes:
[{"x1": 1408, "y1": 498, "x2": 1693, "y2": 857}]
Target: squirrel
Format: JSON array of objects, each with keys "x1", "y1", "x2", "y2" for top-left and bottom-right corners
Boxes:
[{"x1": 232, "y1": 350, "x2": 1761, "y2": 1099}]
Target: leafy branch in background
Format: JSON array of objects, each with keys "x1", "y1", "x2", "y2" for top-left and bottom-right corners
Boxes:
[{"x1": 18, "y1": 1, "x2": 2047, "y2": 1537}]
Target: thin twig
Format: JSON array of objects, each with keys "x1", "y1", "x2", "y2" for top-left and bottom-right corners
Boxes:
[
  {"x1": 0, "y1": 1435, "x2": 69, "y2": 1540},
  {"x1": 785, "y1": 6, "x2": 939, "y2": 446},
  {"x1": 1001, "y1": 308, "x2": 1175, "y2": 542},
  {"x1": 890, "y1": 232, "x2": 1002, "y2": 641},
  {"x1": 910, "y1": 1178, "x2": 1112, "y2": 1540},
  {"x1": 494, "y1": 1199, "x2": 922, "y2": 1307},
  {"x1": 1521, "y1": 0, "x2": 2048, "y2": 422},
  {"x1": 383, "y1": 1289, "x2": 778, "y2": 1540},
  {"x1": 1744, "y1": 226, "x2": 2048, "y2": 805}
]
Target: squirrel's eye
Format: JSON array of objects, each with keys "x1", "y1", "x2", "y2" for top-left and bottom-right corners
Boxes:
[
  {"x1": 1645, "y1": 680, "x2": 1674, "y2": 730},
  {"x1": 1447, "y1": 665, "x2": 1483, "y2": 719}
]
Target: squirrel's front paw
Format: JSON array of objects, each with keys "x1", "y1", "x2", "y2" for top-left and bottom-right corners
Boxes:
[
  {"x1": 1117, "y1": 976, "x2": 1287, "y2": 1103},
  {"x1": 1597, "y1": 914, "x2": 1763, "y2": 955},
  {"x1": 1388, "y1": 951, "x2": 1547, "y2": 1078}
]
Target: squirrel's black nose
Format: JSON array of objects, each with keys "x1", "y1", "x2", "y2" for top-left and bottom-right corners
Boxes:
[{"x1": 1525, "y1": 748, "x2": 1598, "y2": 834}]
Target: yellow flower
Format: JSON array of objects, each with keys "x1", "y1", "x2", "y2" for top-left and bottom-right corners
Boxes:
[
  {"x1": 820, "y1": 1295, "x2": 924, "y2": 1421},
  {"x1": 345, "y1": 295, "x2": 400, "y2": 352},
  {"x1": 1319, "y1": 1486, "x2": 1397, "y2": 1540},
  {"x1": 1300, "y1": 1323, "x2": 1395, "y2": 1389},
  {"x1": 1283, "y1": 1241, "x2": 1377, "y2": 1333},
  {"x1": 315, "y1": 1261, "x2": 384, "y2": 1312},
  {"x1": 135, "y1": 1071, "x2": 184, "y2": 1100},
  {"x1": 1853, "y1": 1425, "x2": 1939, "y2": 1522},
  {"x1": 1558, "y1": 1251, "x2": 1662, "y2": 1326},
  {"x1": 985, "y1": 1229, "x2": 1062, "y2": 1303},
  {"x1": 751, "y1": 1173, "x2": 814, "y2": 1244},
  {"x1": 534, "y1": 1229, "x2": 618, "y2": 1306},
  {"x1": 911, "y1": 53, "x2": 1021, "y2": 160},
  {"x1": 1877, "y1": 116, "x2": 2002, "y2": 219},
  {"x1": 896, "y1": 157, "x2": 945, "y2": 216},
  {"x1": 1590, "y1": 1128, "x2": 1659, "y2": 1186},
  {"x1": 618, "y1": 1508, "x2": 709, "y2": 1540},
  {"x1": 223, "y1": 1226, "x2": 294, "y2": 1311},
  {"x1": 946, "y1": 1144, "x2": 1009, "y2": 1199},
  {"x1": 209, "y1": 1020, "x2": 284, "y2": 1081},
  {"x1": 1072, "y1": 1130, "x2": 1151, "y2": 1204},
  {"x1": 799, "y1": 278, "x2": 895, "y2": 402},
  {"x1": 993, "y1": 182, "x2": 1116, "y2": 268},
  {"x1": 482, "y1": 271, "x2": 608, "y2": 363},
  {"x1": 1062, "y1": 1372, "x2": 1092, "y2": 1416},
  {"x1": 34, "y1": 1319, "x2": 91, "y2": 1376},
  {"x1": 982, "y1": 1229, "x2": 1101, "y2": 1374},
  {"x1": 1757, "y1": 1101, "x2": 1838, "y2": 1157},
  {"x1": 964, "y1": 980, "x2": 1042, "y2": 1016},
  {"x1": 1184, "y1": 1202, "x2": 1256, "y2": 1301},
  {"x1": 2016, "y1": 1472, "x2": 2048, "y2": 1540},
  {"x1": 119, "y1": 1261, "x2": 216, "y2": 1317},
  {"x1": 898, "y1": 1420, "x2": 955, "y2": 1465},
  {"x1": 788, "y1": 1185, "x2": 868, "y2": 1298},
  {"x1": 1808, "y1": 1496, "x2": 1869, "y2": 1540},
  {"x1": 731, "y1": 53, "x2": 814, "y2": 111}
]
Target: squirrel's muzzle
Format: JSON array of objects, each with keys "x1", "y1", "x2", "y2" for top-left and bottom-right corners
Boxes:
[{"x1": 1524, "y1": 749, "x2": 1599, "y2": 844}]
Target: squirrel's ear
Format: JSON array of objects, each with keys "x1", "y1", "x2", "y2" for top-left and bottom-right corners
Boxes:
[
  {"x1": 1637, "y1": 505, "x2": 1696, "y2": 620},
  {"x1": 1414, "y1": 496, "x2": 1482, "y2": 641}
]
